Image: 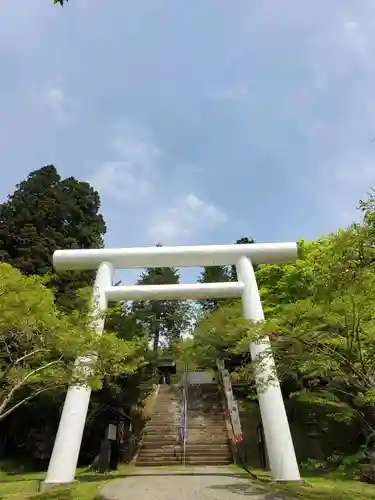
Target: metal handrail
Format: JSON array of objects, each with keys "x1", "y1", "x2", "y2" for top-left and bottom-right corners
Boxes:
[{"x1": 179, "y1": 362, "x2": 188, "y2": 465}]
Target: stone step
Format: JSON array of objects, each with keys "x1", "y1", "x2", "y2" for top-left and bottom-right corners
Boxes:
[
  {"x1": 144, "y1": 427, "x2": 177, "y2": 433},
  {"x1": 144, "y1": 424, "x2": 176, "y2": 430},
  {"x1": 136, "y1": 457, "x2": 232, "y2": 466},
  {"x1": 187, "y1": 409, "x2": 223, "y2": 414},
  {"x1": 137, "y1": 450, "x2": 182, "y2": 458},
  {"x1": 141, "y1": 435, "x2": 178, "y2": 441},
  {"x1": 187, "y1": 412, "x2": 225, "y2": 417},
  {"x1": 187, "y1": 426, "x2": 227, "y2": 432},
  {"x1": 185, "y1": 449, "x2": 231, "y2": 457},
  {"x1": 186, "y1": 429, "x2": 227, "y2": 433},
  {"x1": 143, "y1": 435, "x2": 178, "y2": 441},
  {"x1": 186, "y1": 426, "x2": 226, "y2": 430},
  {"x1": 145, "y1": 426, "x2": 178, "y2": 430},
  {"x1": 186, "y1": 432, "x2": 227, "y2": 436},
  {"x1": 140, "y1": 443, "x2": 179, "y2": 450},
  {"x1": 186, "y1": 430, "x2": 227, "y2": 435},
  {"x1": 149, "y1": 412, "x2": 180, "y2": 415},
  {"x1": 141, "y1": 438, "x2": 179, "y2": 446},
  {"x1": 138, "y1": 447, "x2": 229, "y2": 455},
  {"x1": 145, "y1": 419, "x2": 178, "y2": 425},
  {"x1": 145, "y1": 424, "x2": 178, "y2": 429},
  {"x1": 185, "y1": 443, "x2": 230, "y2": 450},
  {"x1": 187, "y1": 415, "x2": 225, "y2": 418},
  {"x1": 187, "y1": 423, "x2": 226, "y2": 426},
  {"x1": 185, "y1": 458, "x2": 232, "y2": 465},
  {"x1": 147, "y1": 414, "x2": 181, "y2": 422},
  {"x1": 186, "y1": 424, "x2": 226, "y2": 429},
  {"x1": 187, "y1": 407, "x2": 223, "y2": 412},
  {"x1": 187, "y1": 439, "x2": 230, "y2": 445},
  {"x1": 135, "y1": 460, "x2": 182, "y2": 467},
  {"x1": 152, "y1": 408, "x2": 178, "y2": 412},
  {"x1": 145, "y1": 427, "x2": 178, "y2": 433},
  {"x1": 153, "y1": 402, "x2": 177, "y2": 406},
  {"x1": 143, "y1": 436, "x2": 177, "y2": 441},
  {"x1": 187, "y1": 433, "x2": 229, "y2": 439},
  {"x1": 147, "y1": 415, "x2": 180, "y2": 420},
  {"x1": 187, "y1": 422, "x2": 227, "y2": 427},
  {"x1": 137, "y1": 453, "x2": 231, "y2": 463},
  {"x1": 137, "y1": 454, "x2": 180, "y2": 461}
]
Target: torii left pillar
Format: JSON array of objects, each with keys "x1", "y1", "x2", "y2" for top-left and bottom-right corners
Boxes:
[{"x1": 44, "y1": 261, "x2": 114, "y2": 487}]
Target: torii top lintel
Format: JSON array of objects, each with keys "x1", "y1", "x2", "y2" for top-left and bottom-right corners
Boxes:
[{"x1": 53, "y1": 242, "x2": 298, "y2": 272}]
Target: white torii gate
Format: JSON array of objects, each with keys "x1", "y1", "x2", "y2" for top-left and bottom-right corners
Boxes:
[{"x1": 44, "y1": 242, "x2": 301, "y2": 486}]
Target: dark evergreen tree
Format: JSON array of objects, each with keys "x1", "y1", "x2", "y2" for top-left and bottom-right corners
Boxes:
[
  {"x1": 230, "y1": 236, "x2": 257, "y2": 280},
  {"x1": 197, "y1": 265, "x2": 232, "y2": 313},
  {"x1": 131, "y1": 250, "x2": 190, "y2": 353},
  {"x1": 0, "y1": 165, "x2": 106, "y2": 310}
]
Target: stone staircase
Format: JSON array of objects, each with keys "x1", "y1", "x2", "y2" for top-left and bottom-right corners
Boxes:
[
  {"x1": 185, "y1": 384, "x2": 232, "y2": 465},
  {"x1": 135, "y1": 385, "x2": 182, "y2": 466},
  {"x1": 135, "y1": 382, "x2": 233, "y2": 467}
]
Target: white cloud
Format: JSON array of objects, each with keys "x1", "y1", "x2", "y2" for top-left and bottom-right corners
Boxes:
[
  {"x1": 149, "y1": 193, "x2": 227, "y2": 244},
  {"x1": 45, "y1": 87, "x2": 67, "y2": 120},
  {"x1": 206, "y1": 83, "x2": 249, "y2": 102},
  {"x1": 90, "y1": 131, "x2": 161, "y2": 205},
  {"x1": 342, "y1": 19, "x2": 369, "y2": 63},
  {"x1": 90, "y1": 123, "x2": 227, "y2": 244}
]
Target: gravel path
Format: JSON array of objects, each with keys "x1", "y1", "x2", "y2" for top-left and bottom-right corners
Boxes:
[{"x1": 96, "y1": 466, "x2": 284, "y2": 500}]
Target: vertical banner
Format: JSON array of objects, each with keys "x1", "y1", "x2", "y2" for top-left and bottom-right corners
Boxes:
[
  {"x1": 230, "y1": 401, "x2": 243, "y2": 442},
  {"x1": 217, "y1": 360, "x2": 243, "y2": 443}
]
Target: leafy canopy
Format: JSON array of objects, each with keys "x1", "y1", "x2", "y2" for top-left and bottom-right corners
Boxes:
[{"x1": 0, "y1": 263, "x2": 143, "y2": 420}]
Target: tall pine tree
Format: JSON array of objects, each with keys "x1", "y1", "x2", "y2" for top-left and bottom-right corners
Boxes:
[
  {"x1": 132, "y1": 248, "x2": 189, "y2": 353},
  {"x1": 197, "y1": 265, "x2": 232, "y2": 313},
  {"x1": 230, "y1": 236, "x2": 256, "y2": 280},
  {"x1": 197, "y1": 237, "x2": 257, "y2": 313},
  {"x1": 0, "y1": 165, "x2": 106, "y2": 310}
]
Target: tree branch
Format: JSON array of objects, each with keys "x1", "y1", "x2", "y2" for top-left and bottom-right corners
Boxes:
[
  {"x1": 0, "y1": 358, "x2": 63, "y2": 415},
  {"x1": 0, "y1": 384, "x2": 65, "y2": 422},
  {"x1": 0, "y1": 348, "x2": 50, "y2": 385},
  {"x1": 286, "y1": 330, "x2": 370, "y2": 390}
]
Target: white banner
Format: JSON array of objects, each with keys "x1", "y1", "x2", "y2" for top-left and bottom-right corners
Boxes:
[
  {"x1": 217, "y1": 363, "x2": 243, "y2": 443},
  {"x1": 229, "y1": 401, "x2": 243, "y2": 442}
]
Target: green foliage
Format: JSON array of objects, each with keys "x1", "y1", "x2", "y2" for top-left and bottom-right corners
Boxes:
[
  {"x1": 197, "y1": 236, "x2": 256, "y2": 313},
  {"x1": 0, "y1": 263, "x2": 143, "y2": 420},
  {"x1": 0, "y1": 165, "x2": 106, "y2": 311},
  {"x1": 53, "y1": 0, "x2": 68, "y2": 5},
  {"x1": 197, "y1": 265, "x2": 232, "y2": 313},
  {"x1": 265, "y1": 227, "x2": 375, "y2": 433},
  {"x1": 191, "y1": 301, "x2": 254, "y2": 372},
  {"x1": 132, "y1": 258, "x2": 191, "y2": 353},
  {"x1": 190, "y1": 192, "x2": 375, "y2": 462}
]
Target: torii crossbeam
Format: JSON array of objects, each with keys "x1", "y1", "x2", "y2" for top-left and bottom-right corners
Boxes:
[{"x1": 44, "y1": 242, "x2": 301, "y2": 486}]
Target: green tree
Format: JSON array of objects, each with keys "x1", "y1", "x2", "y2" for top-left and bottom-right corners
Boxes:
[
  {"x1": 230, "y1": 236, "x2": 256, "y2": 280},
  {"x1": 196, "y1": 237, "x2": 256, "y2": 314},
  {"x1": 197, "y1": 265, "x2": 232, "y2": 313},
  {"x1": 0, "y1": 165, "x2": 106, "y2": 311},
  {"x1": 207, "y1": 224, "x2": 375, "y2": 460},
  {"x1": 54, "y1": 0, "x2": 68, "y2": 5},
  {"x1": 265, "y1": 227, "x2": 375, "y2": 421},
  {"x1": 132, "y1": 257, "x2": 190, "y2": 354},
  {"x1": 0, "y1": 263, "x2": 143, "y2": 421}
]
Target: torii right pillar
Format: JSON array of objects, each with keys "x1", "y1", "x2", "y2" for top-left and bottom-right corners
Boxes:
[{"x1": 236, "y1": 256, "x2": 301, "y2": 482}]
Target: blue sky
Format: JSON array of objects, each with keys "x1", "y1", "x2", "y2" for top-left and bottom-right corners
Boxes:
[{"x1": 1, "y1": 0, "x2": 375, "y2": 283}]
